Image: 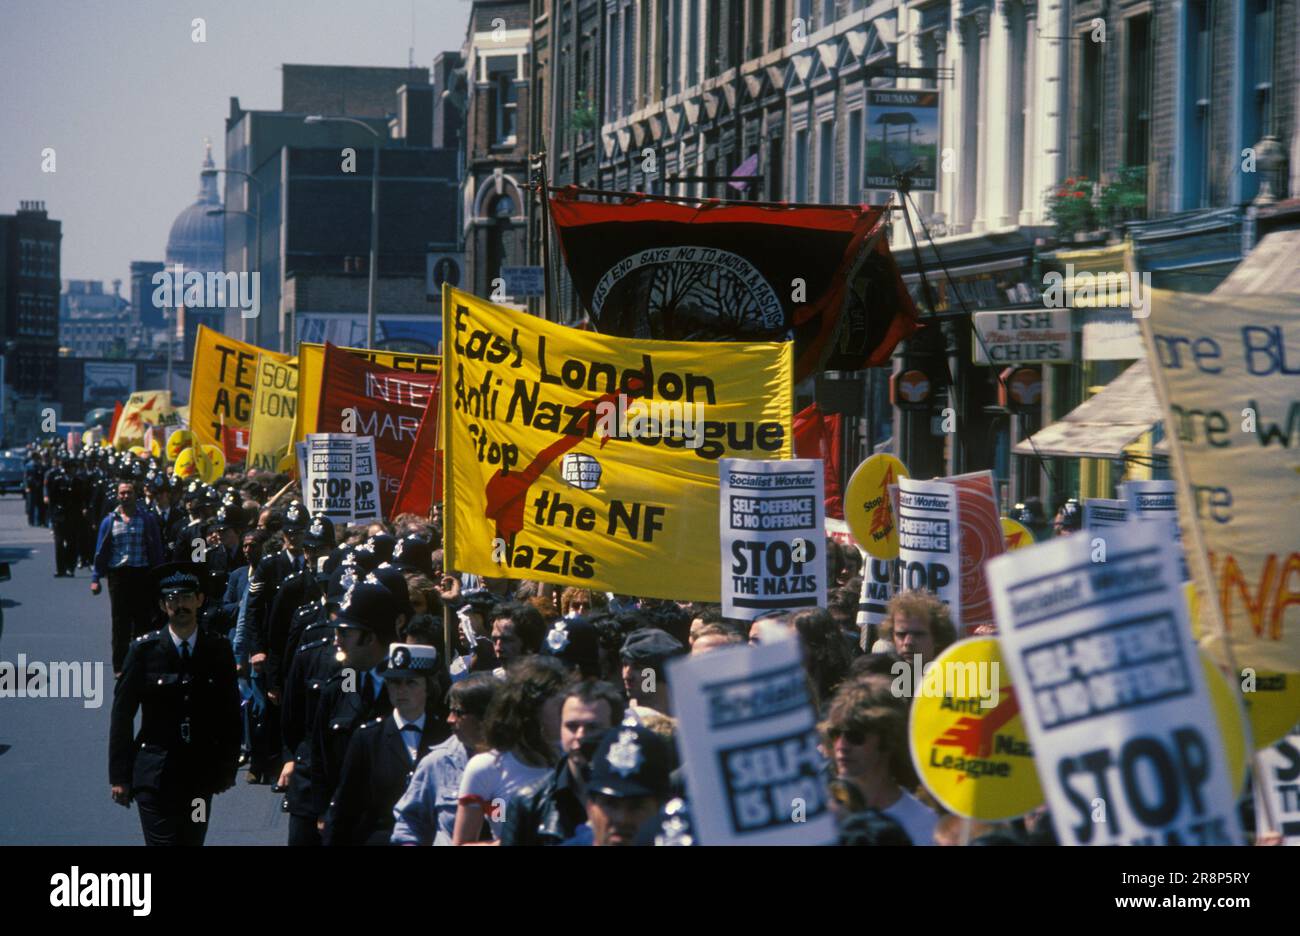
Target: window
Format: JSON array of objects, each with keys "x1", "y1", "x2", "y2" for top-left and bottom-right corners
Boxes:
[
  {"x1": 794, "y1": 127, "x2": 809, "y2": 201},
  {"x1": 486, "y1": 57, "x2": 518, "y2": 145},
  {"x1": 818, "y1": 120, "x2": 834, "y2": 202},
  {"x1": 621, "y1": 6, "x2": 635, "y2": 114},
  {"x1": 1124, "y1": 13, "x2": 1152, "y2": 168},
  {"x1": 665, "y1": 0, "x2": 681, "y2": 96},
  {"x1": 1079, "y1": 30, "x2": 1103, "y2": 181},
  {"x1": 747, "y1": 0, "x2": 763, "y2": 59},
  {"x1": 1184, "y1": 0, "x2": 1211, "y2": 208},
  {"x1": 707, "y1": 0, "x2": 720, "y2": 76},
  {"x1": 769, "y1": 135, "x2": 783, "y2": 201},
  {"x1": 821, "y1": 0, "x2": 835, "y2": 29},
  {"x1": 772, "y1": 0, "x2": 786, "y2": 47},
  {"x1": 1245, "y1": 0, "x2": 1274, "y2": 145},
  {"x1": 608, "y1": 11, "x2": 620, "y2": 119},
  {"x1": 687, "y1": 0, "x2": 700, "y2": 87},
  {"x1": 848, "y1": 109, "x2": 863, "y2": 203}
]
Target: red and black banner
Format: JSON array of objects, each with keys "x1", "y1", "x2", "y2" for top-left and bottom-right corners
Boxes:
[{"x1": 549, "y1": 191, "x2": 918, "y2": 380}]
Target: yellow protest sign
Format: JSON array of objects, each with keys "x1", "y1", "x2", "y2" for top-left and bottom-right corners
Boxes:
[
  {"x1": 1203, "y1": 652, "x2": 1250, "y2": 793},
  {"x1": 844, "y1": 454, "x2": 909, "y2": 559},
  {"x1": 290, "y1": 342, "x2": 441, "y2": 468},
  {"x1": 196, "y1": 443, "x2": 226, "y2": 483},
  {"x1": 174, "y1": 447, "x2": 197, "y2": 479},
  {"x1": 1141, "y1": 290, "x2": 1300, "y2": 673},
  {"x1": 248, "y1": 355, "x2": 299, "y2": 473},
  {"x1": 1000, "y1": 517, "x2": 1035, "y2": 551},
  {"x1": 188, "y1": 324, "x2": 289, "y2": 451},
  {"x1": 166, "y1": 429, "x2": 194, "y2": 462},
  {"x1": 908, "y1": 637, "x2": 1043, "y2": 820},
  {"x1": 442, "y1": 286, "x2": 792, "y2": 601},
  {"x1": 112, "y1": 390, "x2": 177, "y2": 450}
]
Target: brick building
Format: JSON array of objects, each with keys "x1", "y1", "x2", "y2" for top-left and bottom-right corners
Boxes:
[{"x1": 453, "y1": 1, "x2": 533, "y2": 303}]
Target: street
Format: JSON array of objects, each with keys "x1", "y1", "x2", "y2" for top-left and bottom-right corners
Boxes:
[{"x1": 0, "y1": 495, "x2": 284, "y2": 845}]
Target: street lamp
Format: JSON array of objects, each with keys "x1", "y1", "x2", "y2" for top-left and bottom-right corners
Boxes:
[{"x1": 305, "y1": 115, "x2": 381, "y2": 349}]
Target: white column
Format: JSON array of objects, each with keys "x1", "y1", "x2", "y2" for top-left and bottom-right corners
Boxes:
[
  {"x1": 971, "y1": 8, "x2": 991, "y2": 233},
  {"x1": 1020, "y1": 0, "x2": 1039, "y2": 224},
  {"x1": 938, "y1": 25, "x2": 958, "y2": 232},
  {"x1": 1038, "y1": 0, "x2": 1066, "y2": 223},
  {"x1": 987, "y1": 1, "x2": 1011, "y2": 228}
]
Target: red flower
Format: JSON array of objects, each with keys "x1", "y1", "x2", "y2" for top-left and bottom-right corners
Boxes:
[
  {"x1": 1073, "y1": 191, "x2": 1086, "y2": 198},
  {"x1": 1065, "y1": 177, "x2": 1076, "y2": 185}
]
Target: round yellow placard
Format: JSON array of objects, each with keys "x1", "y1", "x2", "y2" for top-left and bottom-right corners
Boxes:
[
  {"x1": 909, "y1": 637, "x2": 1043, "y2": 820},
  {"x1": 1000, "y1": 517, "x2": 1035, "y2": 551},
  {"x1": 844, "y1": 454, "x2": 910, "y2": 560}
]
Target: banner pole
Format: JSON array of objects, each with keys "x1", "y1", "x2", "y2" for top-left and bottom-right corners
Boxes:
[{"x1": 263, "y1": 479, "x2": 296, "y2": 509}]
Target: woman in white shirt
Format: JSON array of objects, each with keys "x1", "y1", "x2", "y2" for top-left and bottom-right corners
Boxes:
[{"x1": 452, "y1": 656, "x2": 567, "y2": 844}]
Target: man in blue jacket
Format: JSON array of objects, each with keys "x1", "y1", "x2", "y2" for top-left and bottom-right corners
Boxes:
[{"x1": 93, "y1": 478, "x2": 165, "y2": 676}]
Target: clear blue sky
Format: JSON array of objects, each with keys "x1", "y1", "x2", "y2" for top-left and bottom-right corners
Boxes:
[{"x1": 0, "y1": 0, "x2": 470, "y2": 287}]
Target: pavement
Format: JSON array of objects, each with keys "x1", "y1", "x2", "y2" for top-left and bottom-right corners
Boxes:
[{"x1": 0, "y1": 495, "x2": 286, "y2": 844}]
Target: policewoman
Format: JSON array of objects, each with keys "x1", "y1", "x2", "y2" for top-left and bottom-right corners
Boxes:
[
  {"x1": 109, "y1": 563, "x2": 242, "y2": 845},
  {"x1": 323, "y1": 643, "x2": 446, "y2": 845}
]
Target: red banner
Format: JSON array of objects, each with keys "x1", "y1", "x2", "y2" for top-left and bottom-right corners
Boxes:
[
  {"x1": 221, "y1": 424, "x2": 249, "y2": 465},
  {"x1": 793, "y1": 403, "x2": 844, "y2": 520},
  {"x1": 390, "y1": 373, "x2": 442, "y2": 520},
  {"x1": 549, "y1": 191, "x2": 918, "y2": 381},
  {"x1": 946, "y1": 470, "x2": 1004, "y2": 635},
  {"x1": 316, "y1": 343, "x2": 440, "y2": 516}
]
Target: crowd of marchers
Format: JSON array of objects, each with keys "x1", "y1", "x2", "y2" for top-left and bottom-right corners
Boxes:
[{"x1": 21, "y1": 440, "x2": 1284, "y2": 845}]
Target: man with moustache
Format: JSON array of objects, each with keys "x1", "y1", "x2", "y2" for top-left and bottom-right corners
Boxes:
[
  {"x1": 583, "y1": 724, "x2": 673, "y2": 847},
  {"x1": 109, "y1": 563, "x2": 241, "y2": 845}
]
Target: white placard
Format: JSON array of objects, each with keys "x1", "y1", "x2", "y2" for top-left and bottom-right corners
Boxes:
[
  {"x1": 1254, "y1": 735, "x2": 1300, "y2": 845},
  {"x1": 719, "y1": 458, "x2": 826, "y2": 622},
  {"x1": 305, "y1": 432, "x2": 355, "y2": 522},
  {"x1": 1122, "y1": 479, "x2": 1188, "y2": 581},
  {"x1": 353, "y1": 436, "x2": 381, "y2": 521},
  {"x1": 986, "y1": 520, "x2": 1243, "y2": 845},
  {"x1": 894, "y1": 477, "x2": 962, "y2": 633},
  {"x1": 667, "y1": 637, "x2": 837, "y2": 845},
  {"x1": 1083, "y1": 497, "x2": 1128, "y2": 529},
  {"x1": 856, "y1": 558, "x2": 897, "y2": 633}
]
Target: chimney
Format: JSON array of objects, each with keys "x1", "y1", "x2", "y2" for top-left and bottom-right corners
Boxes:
[{"x1": 397, "y1": 84, "x2": 433, "y2": 147}]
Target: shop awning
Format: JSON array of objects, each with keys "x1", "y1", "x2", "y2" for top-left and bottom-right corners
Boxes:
[
  {"x1": 1013, "y1": 358, "x2": 1162, "y2": 458},
  {"x1": 1214, "y1": 228, "x2": 1300, "y2": 294}
]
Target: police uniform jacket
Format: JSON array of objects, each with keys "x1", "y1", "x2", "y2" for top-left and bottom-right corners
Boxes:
[
  {"x1": 245, "y1": 549, "x2": 307, "y2": 658},
  {"x1": 323, "y1": 713, "x2": 445, "y2": 846},
  {"x1": 109, "y1": 627, "x2": 242, "y2": 798},
  {"x1": 281, "y1": 632, "x2": 340, "y2": 819},
  {"x1": 310, "y1": 670, "x2": 391, "y2": 818},
  {"x1": 265, "y1": 569, "x2": 322, "y2": 694}
]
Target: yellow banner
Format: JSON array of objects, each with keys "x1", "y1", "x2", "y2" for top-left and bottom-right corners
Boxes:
[
  {"x1": 188, "y1": 325, "x2": 289, "y2": 450},
  {"x1": 290, "y1": 342, "x2": 441, "y2": 464},
  {"x1": 112, "y1": 390, "x2": 178, "y2": 449},
  {"x1": 247, "y1": 355, "x2": 299, "y2": 473},
  {"x1": 443, "y1": 286, "x2": 793, "y2": 601},
  {"x1": 1142, "y1": 289, "x2": 1300, "y2": 675}
]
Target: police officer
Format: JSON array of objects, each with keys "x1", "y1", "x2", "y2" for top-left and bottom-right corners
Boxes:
[
  {"x1": 109, "y1": 563, "x2": 242, "y2": 846},
  {"x1": 264, "y1": 512, "x2": 336, "y2": 703},
  {"x1": 148, "y1": 476, "x2": 187, "y2": 561},
  {"x1": 310, "y1": 583, "x2": 400, "y2": 835},
  {"x1": 583, "y1": 724, "x2": 674, "y2": 847},
  {"x1": 44, "y1": 457, "x2": 81, "y2": 577},
  {"x1": 279, "y1": 591, "x2": 340, "y2": 845},
  {"x1": 244, "y1": 501, "x2": 311, "y2": 782},
  {"x1": 324, "y1": 643, "x2": 445, "y2": 845}
]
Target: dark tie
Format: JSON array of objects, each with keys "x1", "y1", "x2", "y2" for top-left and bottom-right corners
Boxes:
[{"x1": 179, "y1": 641, "x2": 191, "y2": 670}]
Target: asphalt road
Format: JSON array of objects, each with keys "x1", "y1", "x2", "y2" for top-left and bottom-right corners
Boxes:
[{"x1": 0, "y1": 495, "x2": 285, "y2": 844}]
